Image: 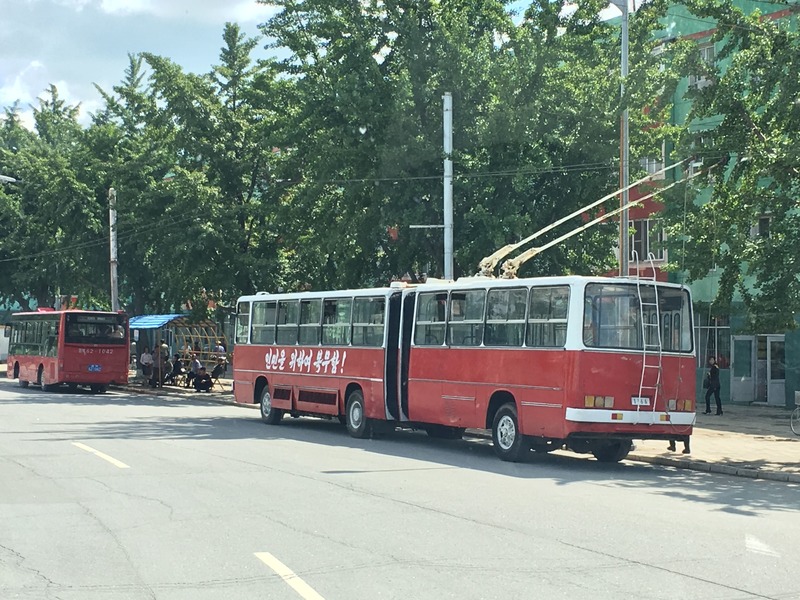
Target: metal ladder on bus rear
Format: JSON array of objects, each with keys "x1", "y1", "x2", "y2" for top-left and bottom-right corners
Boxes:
[{"x1": 633, "y1": 251, "x2": 663, "y2": 420}]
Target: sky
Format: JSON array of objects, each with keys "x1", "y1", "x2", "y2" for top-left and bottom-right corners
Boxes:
[{"x1": 0, "y1": 0, "x2": 280, "y2": 128}]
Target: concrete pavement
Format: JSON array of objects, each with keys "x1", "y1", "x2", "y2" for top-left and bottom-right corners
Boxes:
[
  {"x1": 4, "y1": 362, "x2": 798, "y2": 482},
  {"x1": 2, "y1": 380, "x2": 798, "y2": 600}
]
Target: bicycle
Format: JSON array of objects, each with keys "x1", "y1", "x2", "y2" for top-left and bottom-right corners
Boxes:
[{"x1": 792, "y1": 402, "x2": 800, "y2": 436}]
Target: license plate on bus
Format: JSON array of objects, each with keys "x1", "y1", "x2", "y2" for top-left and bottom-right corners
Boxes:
[
  {"x1": 88, "y1": 364, "x2": 102, "y2": 372},
  {"x1": 631, "y1": 396, "x2": 650, "y2": 406}
]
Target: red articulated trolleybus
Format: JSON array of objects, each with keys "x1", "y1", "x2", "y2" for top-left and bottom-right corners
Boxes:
[
  {"x1": 233, "y1": 164, "x2": 698, "y2": 462},
  {"x1": 7, "y1": 309, "x2": 129, "y2": 393},
  {"x1": 233, "y1": 276, "x2": 695, "y2": 462}
]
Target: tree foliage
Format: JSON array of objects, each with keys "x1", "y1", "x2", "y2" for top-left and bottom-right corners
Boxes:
[
  {"x1": 1, "y1": 2, "x2": 680, "y2": 314},
  {"x1": 656, "y1": 1, "x2": 800, "y2": 330}
]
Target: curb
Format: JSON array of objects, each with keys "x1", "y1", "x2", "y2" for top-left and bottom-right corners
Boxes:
[{"x1": 627, "y1": 452, "x2": 800, "y2": 483}]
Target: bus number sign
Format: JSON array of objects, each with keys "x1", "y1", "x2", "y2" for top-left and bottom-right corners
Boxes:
[{"x1": 631, "y1": 396, "x2": 650, "y2": 406}]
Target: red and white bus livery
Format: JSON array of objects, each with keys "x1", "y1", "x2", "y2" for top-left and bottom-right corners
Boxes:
[
  {"x1": 233, "y1": 276, "x2": 695, "y2": 462},
  {"x1": 7, "y1": 309, "x2": 129, "y2": 393}
]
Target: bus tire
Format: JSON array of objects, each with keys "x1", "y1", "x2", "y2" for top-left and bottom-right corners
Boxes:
[
  {"x1": 491, "y1": 403, "x2": 529, "y2": 462},
  {"x1": 18, "y1": 378, "x2": 29, "y2": 388},
  {"x1": 345, "y1": 389, "x2": 371, "y2": 439},
  {"x1": 592, "y1": 440, "x2": 633, "y2": 463},
  {"x1": 90, "y1": 385, "x2": 107, "y2": 394},
  {"x1": 259, "y1": 388, "x2": 283, "y2": 425},
  {"x1": 425, "y1": 425, "x2": 465, "y2": 440}
]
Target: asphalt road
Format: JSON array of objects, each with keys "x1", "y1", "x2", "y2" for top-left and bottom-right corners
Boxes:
[{"x1": 1, "y1": 378, "x2": 798, "y2": 600}]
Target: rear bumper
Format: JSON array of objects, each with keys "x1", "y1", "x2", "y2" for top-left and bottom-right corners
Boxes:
[
  {"x1": 61, "y1": 372, "x2": 128, "y2": 385},
  {"x1": 566, "y1": 407, "x2": 695, "y2": 426}
]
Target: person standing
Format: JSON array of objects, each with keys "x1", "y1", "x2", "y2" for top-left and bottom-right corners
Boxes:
[
  {"x1": 139, "y1": 347, "x2": 154, "y2": 380},
  {"x1": 704, "y1": 356, "x2": 723, "y2": 415}
]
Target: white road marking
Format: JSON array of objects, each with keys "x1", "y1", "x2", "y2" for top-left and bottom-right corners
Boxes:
[
  {"x1": 71, "y1": 442, "x2": 130, "y2": 469},
  {"x1": 255, "y1": 552, "x2": 326, "y2": 600},
  {"x1": 745, "y1": 534, "x2": 781, "y2": 558}
]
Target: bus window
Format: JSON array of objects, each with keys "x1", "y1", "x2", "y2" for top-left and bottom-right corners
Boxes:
[
  {"x1": 661, "y1": 313, "x2": 672, "y2": 351},
  {"x1": 236, "y1": 302, "x2": 251, "y2": 344},
  {"x1": 584, "y1": 283, "x2": 693, "y2": 352},
  {"x1": 485, "y1": 288, "x2": 526, "y2": 347},
  {"x1": 527, "y1": 286, "x2": 569, "y2": 347},
  {"x1": 323, "y1": 298, "x2": 352, "y2": 345},
  {"x1": 414, "y1": 293, "x2": 446, "y2": 346},
  {"x1": 276, "y1": 300, "x2": 300, "y2": 345},
  {"x1": 251, "y1": 301, "x2": 276, "y2": 344},
  {"x1": 299, "y1": 299, "x2": 322, "y2": 345},
  {"x1": 352, "y1": 297, "x2": 385, "y2": 347},
  {"x1": 64, "y1": 314, "x2": 127, "y2": 345},
  {"x1": 448, "y1": 290, "x2": 485, "y2": 347}
]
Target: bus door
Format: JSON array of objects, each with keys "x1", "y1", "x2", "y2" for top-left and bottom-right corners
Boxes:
[
  {"x1": 383, "y1": 292, "x2": 402, "y2": 421},
  {"x1": 397, "y1": 290, "x2": 416, "y2": 421}
]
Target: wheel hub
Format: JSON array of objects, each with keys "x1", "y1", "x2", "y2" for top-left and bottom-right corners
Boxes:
[
  {"x1": 350, "y1": 402, "x2": 362, "y2": 428},
  {"x1": 497, "y1": 415, "x2": 516, "y2": 450}
]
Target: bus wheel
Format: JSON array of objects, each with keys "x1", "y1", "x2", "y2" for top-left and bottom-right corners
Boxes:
[
  {"x1": 425, "y1": 425, "x2": 465, "y2": 440},
  {"x1": 345, "y1": 390, "x2": 371, "y2": 439},
  {"x1": 90, "y1": 385, "x2": 107, "y2": 394},
  {"x1": 491, "y1": 403, "x2": 529, "y2": 462},
  {"x1": 259, "y1": 388, "x2": 283, "y2": 425},
  {"x1": 592, "y1": 440, "x2": 633, "y2": 463},
  {"x1": 40, "y1": 371, "x2": 58, "y2": 392},
  {"x1": 18, "y1": 378, "x2": 29, "y2": 388}
]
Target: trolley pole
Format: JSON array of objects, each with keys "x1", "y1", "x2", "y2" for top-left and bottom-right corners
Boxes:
[
  {"x1": 108, "y1": 187, "x2": 120, "y2": 312},
  {"x1": 443, "y1": 92, "x2": 454, "y2": 280}
]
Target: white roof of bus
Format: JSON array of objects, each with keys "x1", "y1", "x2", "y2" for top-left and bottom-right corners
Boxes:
[
  {"x1": 237, "y1": 286, "x2": 396, "y2": 303},
  {"x1": 237, "y1": 275, "x2": 686, "y2": 303}
]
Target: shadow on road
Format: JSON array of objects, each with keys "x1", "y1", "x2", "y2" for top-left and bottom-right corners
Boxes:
[{"x1": 2, "y1": 381, "x2": 798, "y2": 514}]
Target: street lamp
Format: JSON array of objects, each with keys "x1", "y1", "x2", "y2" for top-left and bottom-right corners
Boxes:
[
  {"x1": 610, "y1": 0, "x2": 631, "y2": 276},
  {"x1": 0, "y1": 174, "x2": 18, "y2": 184}
]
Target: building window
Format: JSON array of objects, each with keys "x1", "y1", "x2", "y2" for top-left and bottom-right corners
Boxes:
[
  {"x1": 689, "y1": 43, "x2": 715, "y2": 89},
  {"x1": 631, "y1": 219, "x2": 665, "y2": 263},
  {"x1": 640, "y1": 141, "x2": 666, "y2": 180},
  {"x1": 695, "y1": 313, "x2": 730, "y2": 368}
]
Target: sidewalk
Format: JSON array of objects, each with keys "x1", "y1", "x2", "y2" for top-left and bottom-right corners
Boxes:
[
  {"x1": 3, "y1": 363, "x2": 797, "y2": 481},
  {"x1": 628, "y1": 405, "x2": 800, "y2": 483}
]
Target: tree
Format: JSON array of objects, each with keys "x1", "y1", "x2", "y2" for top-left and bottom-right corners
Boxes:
[
  {"x1": 141, "y1": 23, "x2": 291, "y2": 312},
  {"x1": 659, "y1": 1, "x2": 800, "y2": 330},
  {"x1": 260, "y1": 0, "x2": 628, "y2": 289},
  {"x1": 0, "y1": 88, "x2": 105, "y2": 309}
]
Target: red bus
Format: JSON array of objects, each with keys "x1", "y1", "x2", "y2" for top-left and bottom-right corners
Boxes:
[
  {"x1": 7, "y1": 309, "x2": 129, "y2": 393},
  {"x1": 233, "y1": 276, "x2": 695, "y2": 462}
]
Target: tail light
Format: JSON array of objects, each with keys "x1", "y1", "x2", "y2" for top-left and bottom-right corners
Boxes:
[{"x1": 584, "y1": 395, "x2": 614, "y2": 408}]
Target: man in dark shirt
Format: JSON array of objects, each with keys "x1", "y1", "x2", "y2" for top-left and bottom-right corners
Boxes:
[
  {"x1": 194, "y1": 367, "x2": 212, "y2": 393},
  {"x1": 704, "y1": 356, "x2": 723, "y2": 415}
]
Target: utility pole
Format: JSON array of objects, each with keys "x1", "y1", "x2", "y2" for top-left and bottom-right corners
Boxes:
[
  {"x1": 443, "y1": 92, "x2": 454, "y2": 280},
  {"x1": 108, "y1": 187, "x2": 120, "y2": 312},
  {"x1": 611, "y1": 0, "x2": 630, "y2": 276}
]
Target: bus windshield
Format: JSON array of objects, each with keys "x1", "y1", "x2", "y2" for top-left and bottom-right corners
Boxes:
[
  {"x1": 583, "y1": 283, "x2": 692, "y2": 352},
  {"x1": 65, "y1": 313, "x2": 128, "y2": 345}
]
